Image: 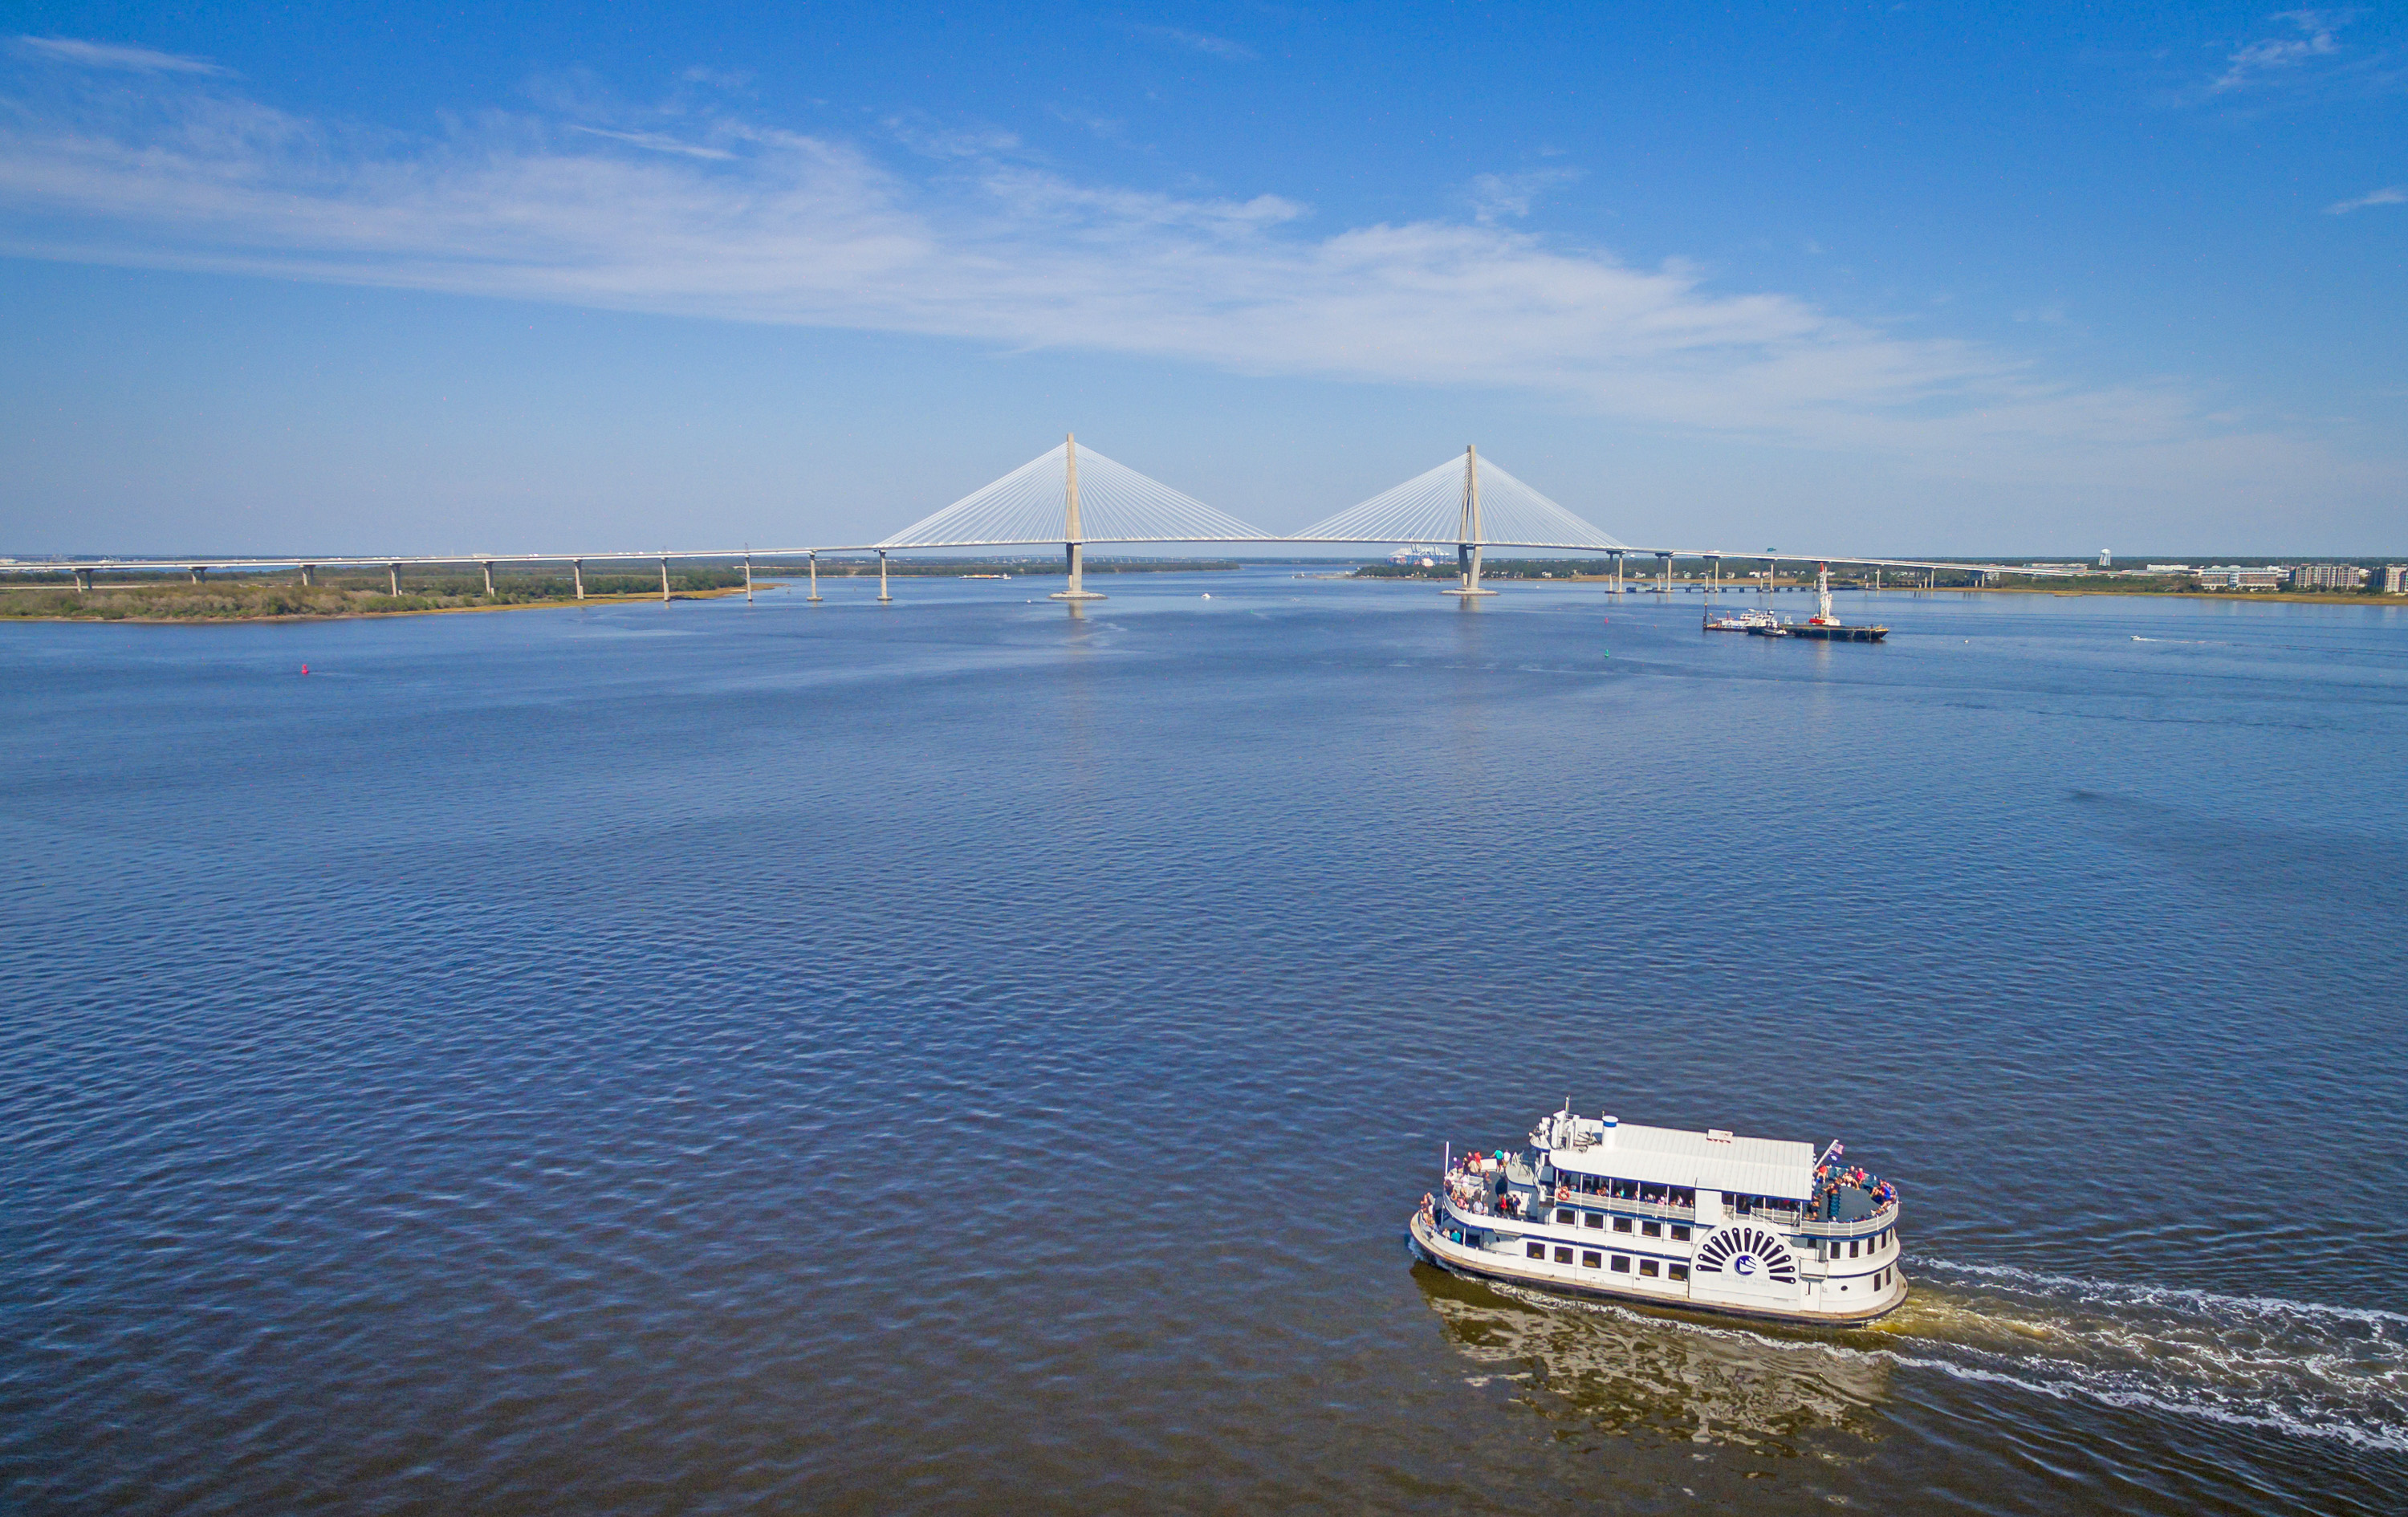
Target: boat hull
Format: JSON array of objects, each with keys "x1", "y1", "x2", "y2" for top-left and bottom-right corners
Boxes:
[
  {"x1": 1408, "y1": 1210, "x2": 1907, "y2": 1327},
  {"x1": 1786, "y1": 624, "x2": 1888, "y2": 641}
]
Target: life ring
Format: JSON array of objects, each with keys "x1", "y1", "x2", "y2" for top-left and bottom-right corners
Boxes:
[{"x1": 1555, "y1": 1183, "x2": 1570, "y2": 1203}]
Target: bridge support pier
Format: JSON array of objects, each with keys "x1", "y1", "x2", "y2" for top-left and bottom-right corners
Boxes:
[
  {"x1": 1442, "y1": 541, "x2": 1495, "y2": 597},
  {"x1": 1051, "y1": 540, "x2": 1105, "y2": 601},
  {"x1": 877, "y1": 549, "x2": 893, "y2": 603},
  {"x1": 73, "y1": 568, "x2": 92, "y2": 594},
  {"x1": 660, "y1": 558, "x2": 671, "y2": 602},
  {"x1": 1612, "y1": 551, "x2": 1622, "y2": 596},
  {"x1": 190, "y1": 566, "x2": 206, "y2": 584},
  {"x1": 807, "y1": 551, "x2": 822, "y2": 603},
  {"x1": 299, "y1": 564, "x2": 315, "y2": 588},
  {"x1": 743, "y1": 554, "x2": 753, "y2": 603},
  {"x1": 482, "y1": 561, "x2": 496, "y2": 598},
  {"x1": 388, "y1": 563, "x2": 400, "y2": 596},
  {"x1": 572, "y1": 560, "x2": 584, "y2": 600},
  {"x1": 1657, "y1": 551, "x2": 1671, "y2": 597}
]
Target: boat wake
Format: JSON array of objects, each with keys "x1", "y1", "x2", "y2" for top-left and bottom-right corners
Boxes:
[
  {"x1": 1456, "y1": 1258, "x2": 2406, "y2": 1453},
  {"x1": 1880, "y1": 1258, "x2": 2408, "y2": 1452}
]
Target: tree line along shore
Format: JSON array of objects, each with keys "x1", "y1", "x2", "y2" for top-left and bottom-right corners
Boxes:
[
  {"x1": 1352, "y1": 558, "x2": 2408, "y2": 605},
  {"x1": 0, "y1": 567, "x2": 751, "y2": 621},
  {"x1": 6, "y1": 555, "x2": 2400, "y2": 620},
  {"x1": 0, "y1": 559, "x2": 1241, "y2": 621}
]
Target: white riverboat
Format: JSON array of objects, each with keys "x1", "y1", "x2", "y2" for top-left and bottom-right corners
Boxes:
[
  {"x1": 1409, "y1": 1107, "x2": 1907, "y2": 1324},
  {"x1": 1704, "y1": 605, "x2": 1781, "y2": 632}
]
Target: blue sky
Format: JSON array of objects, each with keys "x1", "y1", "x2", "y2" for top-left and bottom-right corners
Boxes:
[{"x1": 1, "y1": 2, "x2": 2401, "y2": 555}]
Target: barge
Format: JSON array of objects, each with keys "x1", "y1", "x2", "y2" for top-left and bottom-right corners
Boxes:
[
  {"x1": 1410, "y1": 1106, "x2": 1906, "y2": 1324},
  {"x1": 1743, "y1": 563, "x2": 1888, "y2": 642}
]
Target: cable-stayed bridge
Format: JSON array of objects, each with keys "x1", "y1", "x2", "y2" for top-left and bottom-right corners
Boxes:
[{"x1": 2, "y1": 436, "x2": 2068, "y2": 601}]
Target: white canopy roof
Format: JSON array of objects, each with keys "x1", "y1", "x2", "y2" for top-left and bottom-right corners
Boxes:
[{"x1": 1548, "y1": 1120, "x2": 1816, "y2": 1202}]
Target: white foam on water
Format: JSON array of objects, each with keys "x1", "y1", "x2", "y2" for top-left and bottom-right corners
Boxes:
[
  {"x1": 1488, "y1": 1259, "x2": 2408, "y2": 1453},
  {"x1": 1866, "y1": 1348, "x2": 2408, "y2": 1453},
  {"x1": 1918, "y1": 1256, "x2": 2408, "y2": 1327},
  {"x1": 1896, "y1": 1257, "x2": 2408, "y2": 1450}
]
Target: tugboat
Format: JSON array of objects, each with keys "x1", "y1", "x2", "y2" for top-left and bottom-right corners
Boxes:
[
  {"x1": 1704, "y1": 606, "x2": 1780, "y2": 632},
  {"x1": 1748, "y1": 563, "x2": 1886, "y2": 642},
  {"x1": 1410, "y1": 1105, "x2": 1907, "y2": 1324}
]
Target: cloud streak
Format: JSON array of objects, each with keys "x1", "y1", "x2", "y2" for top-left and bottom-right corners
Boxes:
[
  {"x1": 2208, "y1": 10, "x2": 2342, "y2": 94},
  {"x1": 0, "y1": 45, "x2": 2284, "y2": 466},
  {"x1": 1129, "y1": 25, "x2": 1255, "y2": 63},
  {"x1": 566, "y1": 124, "x2": 736, "y2": 161},
  {"x1": 10, "y1": 35, "x2": 230, "y2": 75},
  {"x1": 2327, "y1": 185, "x2": 2405, "y2": 214},
  {"x1": 1469, "y1": 168, "x2": 1581, "y2": 224}
]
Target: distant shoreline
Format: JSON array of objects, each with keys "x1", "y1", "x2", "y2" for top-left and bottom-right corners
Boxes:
[
  {"x1": 8, "y1": 571, "x2": 2404, "y2": 623},
  {"x1": 0, "y1": 586, "x2": 759, "y2": 625},
  {"x1": 1937, "y1": 583, "x2": 2406, "y2": 608},
  {"x1": 0, "y1": 559, "x2": 1246, "y2": 624},
  {"x1": 1350, "y1": 572, "x2": 2406, "y2": 608}
]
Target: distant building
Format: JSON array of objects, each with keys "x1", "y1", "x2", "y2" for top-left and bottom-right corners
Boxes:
[
  {"x1": 2290, "y1": 563, "x2": 2369, "y2": 590},
  {"x1": 2386, "y1": 566, "x2": 2408, "y2": 595},
  {"x1": 2195, "y1": 566, "x2": 2284, "y2": 589},
  {"x1": 2145, "y1": 563, "x2": 2193, "y2": 574}
]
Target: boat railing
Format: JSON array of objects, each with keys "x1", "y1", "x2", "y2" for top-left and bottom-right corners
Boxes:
[
  {"x1": 1793, "y1": 1201, "x2": 1900, "y2": 1238},
  {"x1": 1539, "y1": 1192, "x2": 1895, "y2": 1233}
]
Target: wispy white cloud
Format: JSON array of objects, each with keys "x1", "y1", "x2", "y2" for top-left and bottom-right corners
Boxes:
[
  {"x1": 2207, "y1": 10, "x2": 2342, "y2": 95},
  {"x1": 10, "y1": 35, "x2": 230, "y2": 75},
  {"x1": 1129, "y1": 24, "x2": 1255, "y2": 63},
  {"x1": 882, "y1": 115, "x2": 1023, "y2": 160},
  {"x1": 1469, "y1": 168, "x2": 1581, "y2": 224},
  {"x1": 676, "y1": 65, "x2": 751, "y2": 92},
  {"x1": 2327, "y1": 184, "x2": 2406, "y2": 213},
  {"x1": 567, "y1": 124, "x2": 736, "y2": 161},
  {"x1": 1047, "y1": 104, "x2": 1131, "y2": 145},
  {"x1": 0, "y1": 44, "x2": 2311, "y2": 472}
]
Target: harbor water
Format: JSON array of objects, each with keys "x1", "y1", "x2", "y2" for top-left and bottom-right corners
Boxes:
[{"x1": 4, "y1": 569, "x2": 2403, "y2": 1514}]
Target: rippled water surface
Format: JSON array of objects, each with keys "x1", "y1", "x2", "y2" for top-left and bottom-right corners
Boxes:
[{"x1": 4, "y1": 570, "x2": 2404, "y2": 1515}]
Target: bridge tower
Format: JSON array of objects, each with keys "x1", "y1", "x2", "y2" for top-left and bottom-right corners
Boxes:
[
  {"x1": 1051, "y1": 433, "x2": 1108, "y2": 602},
  {"x1": 1442, "y1": 445, "x2": 1498, "y2": 597}
]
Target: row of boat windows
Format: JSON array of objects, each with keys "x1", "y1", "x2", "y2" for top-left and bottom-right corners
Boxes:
[
  {"x1": 1553, "y1": 1207, "x2": 1691, "y2": 1242},
  {"x1": 1544, "y1": 1206, "x2": 1897, "y2": 1260},
  {"x1": 1824, "y1": 1228, "x2": 1896, "y2": 1259},
  {"x1": 1527, "y1": 1242, "x2": 1690, "y2": 1280}
]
